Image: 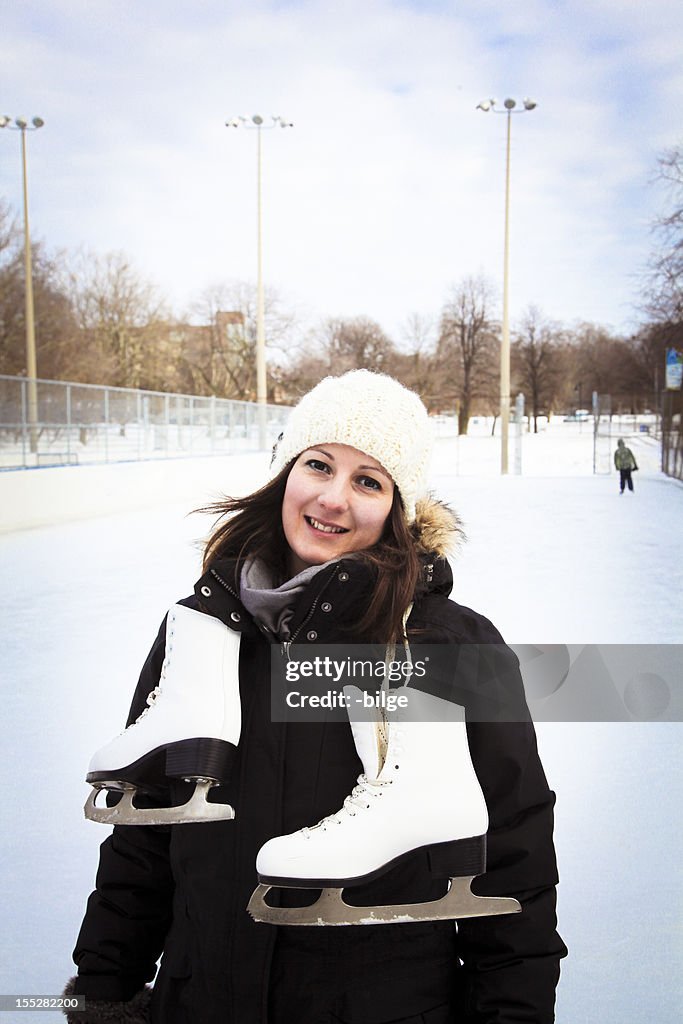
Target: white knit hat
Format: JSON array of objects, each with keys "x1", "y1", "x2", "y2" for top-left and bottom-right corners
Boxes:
[{"x1": 270, "y1": 370, "x2": 433, "y2": 523}]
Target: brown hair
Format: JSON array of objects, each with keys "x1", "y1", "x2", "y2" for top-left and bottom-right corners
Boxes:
[{"x1": 200, "y1": 461, "x2": 422, "y2": 643}]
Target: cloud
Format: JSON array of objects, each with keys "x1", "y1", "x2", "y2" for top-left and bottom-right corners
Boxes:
[{"x1": 1, "y1": 0, "x2": 681, "y2": 339}]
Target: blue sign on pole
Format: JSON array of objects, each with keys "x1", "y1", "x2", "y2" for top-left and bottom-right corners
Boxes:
[{"x1": 665, "y1": 348, "x2": 682, "y2": 390}]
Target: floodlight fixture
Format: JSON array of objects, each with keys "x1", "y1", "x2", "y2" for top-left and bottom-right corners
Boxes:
[
  {"x1": 224, "y1": 112, "x2": 293, "y2": 449},
  {"x1": 0, "y1": 112, "x2": 46, "y2": 453},
  {"x1": 475, "y1": 94, "x2": 537, "y2": 475}
]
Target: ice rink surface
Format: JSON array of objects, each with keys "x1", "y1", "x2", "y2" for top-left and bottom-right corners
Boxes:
[{"x1": 1, "y1": 423, "x2": 681, "y2": 1023}]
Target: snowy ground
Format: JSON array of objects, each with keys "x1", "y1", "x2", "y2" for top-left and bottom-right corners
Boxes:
[{"x1": 0, "y1": 422, "x2": 681, "y2": 1023}]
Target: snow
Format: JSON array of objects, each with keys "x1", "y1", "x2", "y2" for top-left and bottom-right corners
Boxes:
[{"x1": 0, "y1": 421, "x2": 681, "y2": 1023}]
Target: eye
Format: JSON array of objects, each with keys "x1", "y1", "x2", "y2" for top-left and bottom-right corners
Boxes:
[
  {"x1": 304, "y1": 458, "x2": 331, "y2": 474},
  {"x1": 358, "y1": 475, "x2": 382, "y2": 491}
]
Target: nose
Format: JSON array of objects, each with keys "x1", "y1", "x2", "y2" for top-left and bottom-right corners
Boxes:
[{"x1": 318, "y1": 478, "x2": 350, "y2": 514}]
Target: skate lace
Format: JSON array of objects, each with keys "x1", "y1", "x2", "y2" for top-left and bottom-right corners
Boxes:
[
  {"x1": 104, "y1": 616, "x2": 174, "y2": 738},
  {"x1": 135, "y1": 684, "x2": 162, "y2": 722},
  {"x1": 303, "y1": 774, "x2": 390, "y2": 833},
  {"x1": 132, "y1": 616, "x2": 174, "y2": 725},
  {"x1": 108, "y1": 679, "x2": 162, "y2": 738}
]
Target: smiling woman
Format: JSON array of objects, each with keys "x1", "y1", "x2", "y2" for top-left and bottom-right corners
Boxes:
[
  {"x1": 198, "y1": 369, "x2": 434, "y2": 644},
  {"x1": 282, "y1": 444, "x2": 395, "y2": 574},
  {"x1": 67, "y1": 370, "x2": 565, "y2": 1024}
]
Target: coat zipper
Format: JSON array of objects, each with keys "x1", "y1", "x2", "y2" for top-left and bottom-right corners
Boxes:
[
  {"x1": 209, "y1": 566, "x2": 240, "y2": 600},
  {"x1": 280, "y1": 562, "x2": 341, "y2": 658},
  {"x1": 281, "y1": 595, "x2": 319, "y2": 659}
]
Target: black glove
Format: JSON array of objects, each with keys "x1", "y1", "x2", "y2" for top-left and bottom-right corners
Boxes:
[{"x1": 62, "y1": 978, "x2": 151, "y2": 1024}]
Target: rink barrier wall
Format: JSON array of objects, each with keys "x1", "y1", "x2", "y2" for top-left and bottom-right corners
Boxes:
[
  {"x1": 0, "y1": 420, "x2": 669, "y2": 534},
  {"x1": 0, "y1": 452, "x2": 271, "y2": 534}
]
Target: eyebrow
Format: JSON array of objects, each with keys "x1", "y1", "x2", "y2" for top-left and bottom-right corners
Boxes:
[{"x1": 309, "y1": 448, "x2": 392, "y2": 481}]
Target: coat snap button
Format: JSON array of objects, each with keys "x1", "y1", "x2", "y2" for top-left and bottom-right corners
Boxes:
[
  {"x1": 321, "y1": 602, "x2": 332, "y2": 613},
  {"x1": 230, "y1": 611, "x2": 241, "y2": 623},
  {"x1": 338, "y1": 572, "x2": 349, "y2": 582},
  {"x1": 200, "y1": 586, "x2": 212, "y2": 598},
  {"x1": 306, "y1": 630, "x2": 318, "y2": 641}
]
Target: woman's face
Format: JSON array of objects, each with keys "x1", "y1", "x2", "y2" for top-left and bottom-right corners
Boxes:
[{"x1": 282, "y1": 443, "x2": 395, "y2": 575}]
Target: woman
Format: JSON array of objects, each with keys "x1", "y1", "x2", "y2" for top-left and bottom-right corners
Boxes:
[{"x1": 66, "y1": 370, "x2": 566, "y2": 1024}]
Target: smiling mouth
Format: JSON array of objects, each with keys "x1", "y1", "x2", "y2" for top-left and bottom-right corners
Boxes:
[{"x1": 305, "y1": 516, "x2": 349, "y2": 535}]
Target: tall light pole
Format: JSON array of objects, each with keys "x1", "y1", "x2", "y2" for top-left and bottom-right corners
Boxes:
[
  {"x1": 225, "y1": 114, "x2": 293, "y2": 449},
  {"x1": 0, "y1": 114, "x2": 44, "y2": 453},
  {"x1": 476, "y1": 97, "x2": 536, "y2": 474}
]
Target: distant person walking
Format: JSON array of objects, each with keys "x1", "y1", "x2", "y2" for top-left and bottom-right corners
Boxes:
[{"x1": 614, "y1": 438, "x2": 638, "y2": 494}]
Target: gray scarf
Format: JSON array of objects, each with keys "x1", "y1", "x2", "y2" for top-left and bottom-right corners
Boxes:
[{"x1": 239, "y1": 558, "x2": 337, "y2": 640}]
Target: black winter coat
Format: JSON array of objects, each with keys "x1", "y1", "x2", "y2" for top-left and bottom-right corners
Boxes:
[{"x1": 72, "y1": 530, "x2": 566, "y2": 1023}]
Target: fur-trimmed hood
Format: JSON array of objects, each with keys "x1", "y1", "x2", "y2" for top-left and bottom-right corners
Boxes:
[{"x1": 413, "y1": 495, "x2": 465, "y2": 559}]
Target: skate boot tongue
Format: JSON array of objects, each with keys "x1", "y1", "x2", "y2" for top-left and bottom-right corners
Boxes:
[{"x1": 343, "y1": 685, "x2": 387, "y2": 777}]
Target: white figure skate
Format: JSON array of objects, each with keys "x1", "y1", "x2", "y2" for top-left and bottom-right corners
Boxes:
[
  {"x1": 84, "y1": 604, "x2": 242, "y2": 826},
  {"x1": 248, "y1": 685, "x2": 522, "y2": 925}
]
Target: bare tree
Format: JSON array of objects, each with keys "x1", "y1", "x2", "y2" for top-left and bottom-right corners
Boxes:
[
  {"x1": 280, "y1": 316, "x2": 397, "y2": 400},
  {"x1": 391, "y1": 314, "x2": 443, "y2": 408},
  {"x1": 181, "y1": 285, "x2": 252, "y2": 399},
  {"x1": 512, "y1": 307, "x2": 565, "y2": 432},
  {"x1": 0, "y1": 201, "x2": 23, "y2": 374},
  {"x1": 181, "y1": 281, "x2": 297, "y2": 400},
  {"x1": 64, "y1": 250, "x2": 168, "y2": 389},
  {"x1": 563, "y1": 322, "x2": 643, "y2": 412},
  {"x1": 320, "y1": 316, "x2": 395, "y2": 374},
  {"x1": 437, "y1": 275, "x2": 499, "y2": 434},
  {"x1": 644, "y1": 144, "x2": 683, "y2": 324},
  {"x1": 0, "y1": 202, "x2": 78, "y2": 381},
  {"x1": 626, "y1": 321, "x2": 674, "y2": 403},
  {"x1": 0, "y1": 199, "x2": 19, "y2": 256}
]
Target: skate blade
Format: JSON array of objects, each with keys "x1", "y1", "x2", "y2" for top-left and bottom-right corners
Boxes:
[
  {"x1": 247, "y1": 876, "x2": 522, "y2": 926},
  {"x1": 84, "y1": 779, "x2": 235, "y2": 826}
]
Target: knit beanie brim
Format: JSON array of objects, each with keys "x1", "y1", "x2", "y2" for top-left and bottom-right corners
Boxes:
[{"x1": 270, "y1": 370, "x2": 433, "y2": 522}]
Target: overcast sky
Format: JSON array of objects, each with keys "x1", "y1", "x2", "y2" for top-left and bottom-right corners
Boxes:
[{"x1": 1, "y1": 0, "x2": 682, "y2": 344}]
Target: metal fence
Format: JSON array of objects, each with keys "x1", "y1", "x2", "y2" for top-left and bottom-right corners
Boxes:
[
  {"x1": 592, "y1": 393, "x2": 613, "y2": 474},
  {"x1": 661, "y1": 388, "x2": 683, "y2": 481},
  {"x1": 0, "y1": 375, "x2": 291, "y2": 470}
]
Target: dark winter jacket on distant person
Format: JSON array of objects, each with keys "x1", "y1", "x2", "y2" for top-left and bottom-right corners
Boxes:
[{"x1": 614, "y1": 440, "x2": 637, "y2": 471}]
